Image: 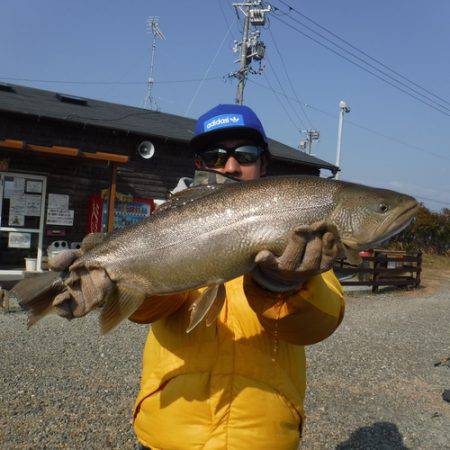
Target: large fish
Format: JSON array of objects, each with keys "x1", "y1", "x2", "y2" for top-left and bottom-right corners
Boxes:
[{"x1": 9, "y1": 175, "x2": 418, "y2": 333}]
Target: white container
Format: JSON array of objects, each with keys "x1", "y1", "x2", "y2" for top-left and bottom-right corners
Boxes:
[
  {"x1": 25, "y1": 258, "x2": 37, "y2": 272},
  {"x1": 47, "y1": 241, "x2": 69, "y2": 259}
]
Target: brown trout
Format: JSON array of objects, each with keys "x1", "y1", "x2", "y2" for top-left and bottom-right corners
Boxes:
[{"x1": 10, "y1": 175, "x2": 418, "y2": 333}]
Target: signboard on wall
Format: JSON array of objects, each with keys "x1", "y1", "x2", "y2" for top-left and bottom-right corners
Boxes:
[
  {"x1": 8, "y1": 232, "x2": 31, "y2": 249},
  {"x1": 46, "y1": 193, "x2": 74, "y2": 226},
  {"x1": 87, "y1": 194, "x2": 154, "y2": 233}
]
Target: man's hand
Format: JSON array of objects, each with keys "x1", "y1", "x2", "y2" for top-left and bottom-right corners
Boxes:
[
  {"x1": 251, "y1": 221, "x2": 345, "y2": 292},
  {"x1": 47, "y1": 248, "x2": 112, "y2": 320}
]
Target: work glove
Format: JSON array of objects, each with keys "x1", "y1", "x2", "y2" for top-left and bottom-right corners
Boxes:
[
  {"x1": 47, "y1": 247, "x2": 112, "y2": 319},
  {"x1": 251, "y1": 221, "x2": 345, "y2": 292}
]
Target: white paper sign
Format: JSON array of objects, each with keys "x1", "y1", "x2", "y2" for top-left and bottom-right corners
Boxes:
[
  {"x1": 8, "y1": 214, "x2": 24, "y2": 226},
  {"x1": 48, "y1": 193, "x2": 69, "y2": 210},
  {"x1": 9, "y1": 193, "x2": 26, "y2": 226},
  {"x1": 26, "y1": 180, "x2": 42, "y2": 194},
  {"x1": 47, "y1": 208, "x2": 74, "y2": 226},
  {"x1": 8, "y1": 232, "x2": 31, "y2": 248},
  {"x1": 4, "y1": 177, "x2": 25, "y2": 199},
  {"x1": 25, "y1": 195, "x2": 42, "y2": 216},
  {"x1": 4, "y1": 181, "x2": 15, "y2": 199}
]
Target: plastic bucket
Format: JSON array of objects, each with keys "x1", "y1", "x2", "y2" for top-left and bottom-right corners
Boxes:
[{"x1": 25, "y1": 258, "x2": 37, "y2": 271}]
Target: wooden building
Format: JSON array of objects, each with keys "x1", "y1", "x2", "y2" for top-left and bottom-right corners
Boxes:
[{"x1": 0, "y1": 83, "x2": 337, "y2": 281}]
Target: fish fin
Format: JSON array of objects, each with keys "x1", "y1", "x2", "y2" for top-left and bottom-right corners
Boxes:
[
  {"x1": 345, "y1": 248, "x2": 363, "y2": 266},
  {"x1": 154, "y1": 186, "x2": 217, "y2": 214},
  {"x1": 99, "y1": 284, "x2": 144, "y2": 334},
  {"x1": 8, "y1": 271, "x2": 65, "y2": 328},
  {"x1": 186, "y1": 284, "x2": 221, "y2": 333},
  {"x1": 205, "y1": 283, "x2": 226, "y2": 327},
  {"x1": 81, "y1": 232, "x2": 109, "y2": 252},
  {"x1": 9, "y1": 271, "x2": 64, "y2": 307},
  {"x1": 26, "y1": 304, "x2": 56, "y2": 328}
]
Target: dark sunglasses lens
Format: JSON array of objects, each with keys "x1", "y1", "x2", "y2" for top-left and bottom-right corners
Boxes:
[
  {"x1": 202, "y1": 149, "x2": 228, "y2": 168},
  {"x1": 234, "y1": 146, "x2": 261, "y2": 163}
]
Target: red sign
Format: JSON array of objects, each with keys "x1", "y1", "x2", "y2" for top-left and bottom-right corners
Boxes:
[
  {"x1": 87, "y1": 195, "x2": 104, "y2": 233},
  {"x1": 87, "y1": 194, "x2": 154, "y2": 233}
]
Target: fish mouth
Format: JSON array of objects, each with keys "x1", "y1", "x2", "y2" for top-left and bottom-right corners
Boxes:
[
  {"x1": 368, "y1": 200, "x2": 419, "y2": 248},
  {"x1": 341, "y1": 200, "x2": 419, "y2": 251}
]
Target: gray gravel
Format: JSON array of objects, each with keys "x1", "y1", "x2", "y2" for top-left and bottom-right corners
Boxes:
[
  {"x1": 302, "y1": 280, "x2": 450, "y2": 450},
  {"x1": 1, "y1": 279, "x2": 449, "y2": 449}
]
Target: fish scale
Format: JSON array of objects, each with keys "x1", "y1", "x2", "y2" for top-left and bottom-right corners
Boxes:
[{"x1": 9, "y1": 175, "x2": 419, "y2": 333}]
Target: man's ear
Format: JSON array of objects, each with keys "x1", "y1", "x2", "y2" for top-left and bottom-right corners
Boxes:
[{"x1": 194, "y1": 157, "x2": 202, "y2": 169}]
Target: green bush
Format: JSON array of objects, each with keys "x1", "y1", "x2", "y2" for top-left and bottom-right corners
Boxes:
[{"x1": 389, "y1": 206, "x2": 450, "y2": 255}]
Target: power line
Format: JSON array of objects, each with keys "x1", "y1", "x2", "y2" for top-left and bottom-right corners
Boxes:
[
  {"x1": 305, "y1": 103, "x2": 450, "y2": 162},
  {"x1": 271, "y1": 7, "x2": 450, "y2": 114},
  {"x1": 0, "y1": 76, "x2": 222, "y2": 85},
  {"x1": 273, "y1": 0, "x2": 450, "y2": 109},
  {"x1": 184, "y1": 21, "x2": 234, "y2": 115},
  {"x1": 267, "y1": 26, "x2": 314, "y2": 128},
  {"x1": 266, "y1": 58, "x2": 305, "y2": 130},
  {"x1": 270, "y1": 14, "x2": 450, "y2": 117},
  {"x1": 218, "y1": 0, "x2": 238, "y2": 40},
  {"x1": 248, "y1": 78, "x2": 450, "y2": 162},
  {"x1": 262, "y1": 72, "x2": 300, "y2": 132}
]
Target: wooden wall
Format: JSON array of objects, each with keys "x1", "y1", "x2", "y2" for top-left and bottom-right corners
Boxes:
[
  {"x1": 0, "y1": 114, "x2": 194, "y2": 249},
  {"x1": 0, "y1": 112, "x2": 322, "y2": 254}
]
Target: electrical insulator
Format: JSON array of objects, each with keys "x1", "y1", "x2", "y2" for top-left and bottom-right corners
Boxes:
[
  {"x1": 311, "y1": 131, "x2": 320, "y2": 140},
  {"x1": 249, "y1": 8, "x2": 266, "y2": 25}
]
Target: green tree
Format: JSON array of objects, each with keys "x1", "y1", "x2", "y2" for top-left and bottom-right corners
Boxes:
[{"x1": 390, "y1": 205, "x2": 450, "y2": 255}]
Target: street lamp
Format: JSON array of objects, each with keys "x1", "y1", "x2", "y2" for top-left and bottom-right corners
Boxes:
[{"x1": 335, "y1": 100, "x2": 351, "y2": 180}]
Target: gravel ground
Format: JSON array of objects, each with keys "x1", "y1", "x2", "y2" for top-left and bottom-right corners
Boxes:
[{"x1": 1, "y1": 277, "x2": 449, "y2": 449}]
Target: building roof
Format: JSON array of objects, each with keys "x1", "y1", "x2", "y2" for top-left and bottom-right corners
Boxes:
[{"x1": 0, "y1": 83, "x2": 337, "y2": 172}]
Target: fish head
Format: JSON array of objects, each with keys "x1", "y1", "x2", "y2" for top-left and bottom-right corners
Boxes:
[{"x1": 331, "y1": 182, "x2": 419, "y2": 251}]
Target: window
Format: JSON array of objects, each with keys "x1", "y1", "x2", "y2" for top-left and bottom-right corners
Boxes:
[{"x1": 0, "y1": 172, "x2": 47, "y2": 277}]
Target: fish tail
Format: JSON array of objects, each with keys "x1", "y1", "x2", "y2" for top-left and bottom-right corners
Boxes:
[{"x1": 8, "y1": 271, "x2": 66, "y2": 327}]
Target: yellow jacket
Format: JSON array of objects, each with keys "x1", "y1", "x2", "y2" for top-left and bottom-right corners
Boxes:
[{"x1": 131, "y1": 271, "x2": 344, "y2": 450}]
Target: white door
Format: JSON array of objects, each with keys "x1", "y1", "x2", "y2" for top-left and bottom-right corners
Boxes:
[{"x1": 0, "y1": 172, "x2": 47, "y2": 277}]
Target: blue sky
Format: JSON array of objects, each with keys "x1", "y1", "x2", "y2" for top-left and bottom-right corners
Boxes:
[{"x1": 1, "y1": 0, "x2": 449, "y2": 210}]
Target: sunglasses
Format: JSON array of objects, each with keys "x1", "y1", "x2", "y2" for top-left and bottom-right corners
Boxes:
[{"x1": 198, "y1": 145, "x2": 264, "y2": 168}]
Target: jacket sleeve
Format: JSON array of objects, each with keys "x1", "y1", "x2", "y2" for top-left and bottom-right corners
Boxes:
[
  {"x1": 243, "y1": 270, "x2": 344, "y2": 346},
  {"x1": 128, "y1": 292, "x2": 190, "y2": 324}
]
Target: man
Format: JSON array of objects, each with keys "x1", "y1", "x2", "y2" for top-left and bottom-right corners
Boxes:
[{"x1": 130, "y1": 104, "x2": 345, "y2": 450}]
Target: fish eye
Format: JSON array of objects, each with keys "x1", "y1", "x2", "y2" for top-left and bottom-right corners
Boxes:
[{"x1": 378, "y1": 203, "x2": 389, "y2": 213}]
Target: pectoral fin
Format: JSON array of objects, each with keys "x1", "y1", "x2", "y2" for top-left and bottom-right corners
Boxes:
[
  {"x1": 186, "y1": 283, "x2": 223, "y2": 333},
  {"x1": 205, "y1": 283, "x2": 226, "y2": 327},
  {"x1": 100, "y1": 284, "x2": 145, "y2": 334}
]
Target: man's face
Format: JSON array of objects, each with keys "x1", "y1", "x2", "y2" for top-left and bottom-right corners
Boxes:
[{"x1": 198, "y1": 138, "x2": 266, "y2": 181}]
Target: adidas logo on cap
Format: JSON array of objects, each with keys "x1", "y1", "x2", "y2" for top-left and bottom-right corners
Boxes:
[{"x1": 205, "y1": 114, "x2": 244, "y2": 131}]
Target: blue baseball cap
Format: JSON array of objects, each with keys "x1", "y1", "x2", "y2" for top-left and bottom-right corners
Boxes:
[{"x1": 190, "y1": 104, "x2": 268, "y2": 151}]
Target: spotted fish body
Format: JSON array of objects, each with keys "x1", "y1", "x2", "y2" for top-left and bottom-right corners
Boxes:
[
  {"x1": 73, "y1": 176, "x2": 339, "y2": 294},
  {"x1": 11, "y1": 175, "x2": 418, "y2": 332}
]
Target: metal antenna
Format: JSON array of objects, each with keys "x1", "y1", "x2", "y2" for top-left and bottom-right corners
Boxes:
[
  {"x1": 229, "y1": 1, "x2": 271, "y2": 104},
  {"x1": 144, "y1": 17, "x2": 165, "y2": 110}
]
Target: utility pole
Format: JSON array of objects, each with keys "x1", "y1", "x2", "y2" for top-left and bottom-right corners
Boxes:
[
  {"x1": 302, "y1": 130, "x2": 320, "y2": 155},
  {"x1": 335, "y1": 100, "x2": 351, "y2": 179},
  {"x1": 144, "y1": 17, "x2": 165, "y2": 110},
  {"x1": 230, "y1": 1, "x2": 271, "y2": 104},
  {"x1": 236, "y1": 9, "x2": 250, "y2": 105}
]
